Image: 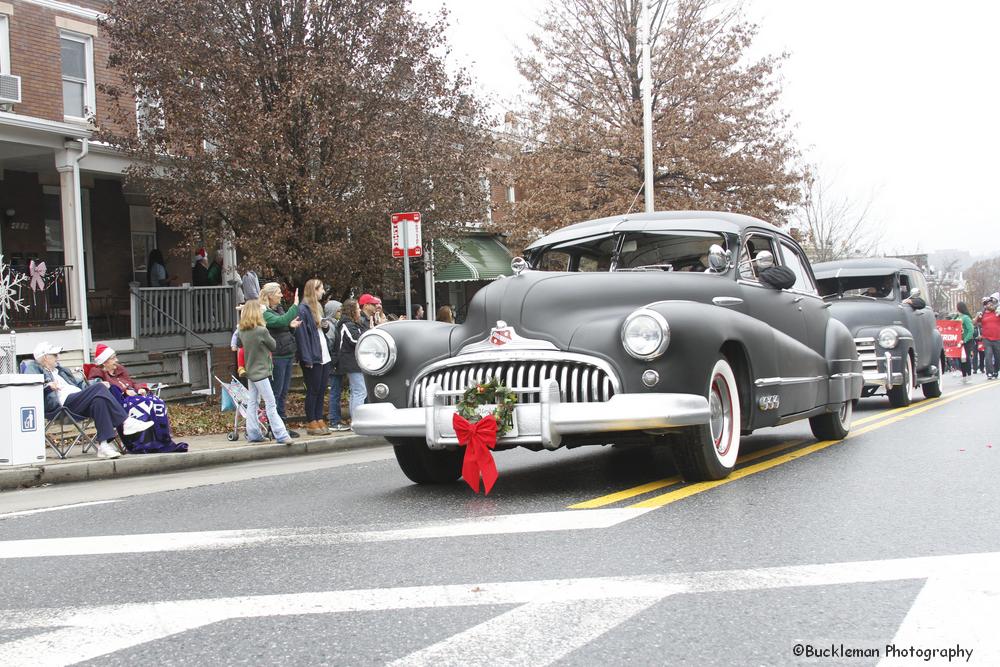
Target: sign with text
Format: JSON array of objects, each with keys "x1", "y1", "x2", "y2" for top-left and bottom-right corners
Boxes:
[
  {"x1": 391, "y1": 212, "x2": 422, "y2": 258},
  {"x1": 937, "y1": 319, "x2": 964, "y2": 359}
]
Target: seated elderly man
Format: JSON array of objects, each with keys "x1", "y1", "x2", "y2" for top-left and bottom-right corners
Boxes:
[
  {"x1": 86, "y1": 344, "x2": 188, "y2": 453},
  {"x1": 26, "y1": 343, "x2": 153, "y2": 459}
]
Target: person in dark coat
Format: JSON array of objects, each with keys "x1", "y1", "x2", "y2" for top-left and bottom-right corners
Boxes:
[
  {"x1": 333, "y1": 299, "x2": 368, "y2": 428},
  {"x1": 294, "y1": 279, "x2": 332, "y2": 435},
  {"x1": 26, "y1": 343, "x2": 153, "y2": 459},
  {"x1": 192, "y1": 249, "x2": 210, "y2": 286}
]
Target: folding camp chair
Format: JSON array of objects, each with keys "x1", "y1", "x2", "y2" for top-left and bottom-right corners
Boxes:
[{"x1": 21, "y1": 360, "x2": 120, "y2": 459}]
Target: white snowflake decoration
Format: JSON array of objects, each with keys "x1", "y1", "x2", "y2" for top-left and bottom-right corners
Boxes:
[{"x1": 0, "y1": 254, "x2": 30, "y2": 331}]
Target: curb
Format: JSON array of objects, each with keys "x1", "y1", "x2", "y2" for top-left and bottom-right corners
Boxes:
[{"x1": 0, "y1": 435, "x2": 388, "y2": 491}]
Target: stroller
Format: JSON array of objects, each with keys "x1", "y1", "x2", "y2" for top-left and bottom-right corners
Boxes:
[{"x1": 216, "y1": 376, "x2": 273, "y2": 442}]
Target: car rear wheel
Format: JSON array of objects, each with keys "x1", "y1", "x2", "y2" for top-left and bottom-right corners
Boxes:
[
  {"x1": 389, "y1": 438, "x2": 464, "y2": 484},
  {"x1": 887, "y1": 352, "x2": 914, "y2": 408},
  {"x1": 809, "y1": 399, "x2": 853, "y2": 441},
  {"x1": 671, "y1": 358, "x2": 741, "y2": 482}
]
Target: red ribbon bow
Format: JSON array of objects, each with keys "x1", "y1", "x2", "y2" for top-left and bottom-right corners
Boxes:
[{"x1": 453, "y1": 413, "x2": 499, "y2": 494}]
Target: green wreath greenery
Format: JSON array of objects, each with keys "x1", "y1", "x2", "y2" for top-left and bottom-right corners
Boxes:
[{"x1": 456, "y1": 377, "x2": 519, "y2": 436}]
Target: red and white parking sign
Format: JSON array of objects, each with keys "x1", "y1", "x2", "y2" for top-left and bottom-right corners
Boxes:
[{"x1": 391, "y1": 212, "x2": 422, "y2": 258}]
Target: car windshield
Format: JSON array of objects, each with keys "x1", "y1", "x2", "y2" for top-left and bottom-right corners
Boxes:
[
  {"x1": 816, "y1": 274, "x2": 896, "y2": 300},
  {"x1": 534, "y1": 231, "x2": 728, "y2": 273}
]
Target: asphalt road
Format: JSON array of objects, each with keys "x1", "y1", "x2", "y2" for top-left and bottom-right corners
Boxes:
[{"x1": 1, "y1": 373, "x2": 998, "y2": 666}]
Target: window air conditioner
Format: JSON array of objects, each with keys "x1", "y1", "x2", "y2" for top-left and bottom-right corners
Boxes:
[{"x1": 0, "y1": 74, "x2": 21, "y2": 105}]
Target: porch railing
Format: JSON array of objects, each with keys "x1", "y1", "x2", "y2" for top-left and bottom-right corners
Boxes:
[
  {"x1": 10, "y1": 265, "x2": 74, "y2": 329},
  {"x1": 130, "y1": 283, "x2": 238, "y2": 340}
]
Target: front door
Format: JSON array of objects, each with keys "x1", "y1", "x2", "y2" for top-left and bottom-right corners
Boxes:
[{"x1": 738, "y1": 231, "x2": 814, "y2": 416}]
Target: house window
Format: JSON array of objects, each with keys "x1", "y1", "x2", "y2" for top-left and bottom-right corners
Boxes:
[
  {"x1": 135, "y1": 92, "x2": 163, "y2": 136},
  {"x1": 506, "y1": 185, "x2": 516, "y2": 204},
  {"x1": 60, "y1": 32, "x2": 94, "y2": 120},
  {"x1": 0, "y1": 14, "x2": 10, "y2": 75}
]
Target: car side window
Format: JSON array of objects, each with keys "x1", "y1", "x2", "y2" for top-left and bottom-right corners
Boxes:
[
  {"x1": 898, "y1": 273, "x2": 910, "y2": 300},
  {"x1": 739, "y1": 234, "x2": 778, "y2": 281},
  {"x1": 779, "y1": 241, "x2": 817, "y2": 294}
]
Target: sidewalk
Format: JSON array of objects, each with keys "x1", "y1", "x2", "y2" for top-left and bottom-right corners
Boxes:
[{"x1": 0, "y1": 430, "x2": 388, "y2": 492}]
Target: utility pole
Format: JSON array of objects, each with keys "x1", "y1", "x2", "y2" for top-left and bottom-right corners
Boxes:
[{"x1": 640, "y1": 0, "x2": 655, "y2": 213}]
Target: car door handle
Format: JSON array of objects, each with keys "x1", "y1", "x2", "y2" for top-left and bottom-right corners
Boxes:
[
  {"x1": 915, "y1": 311, "x2": 925, "y2": 316},
  {"x1": 821, "y1": 302, "x2": 832, "y2": 309},
  {"x1": 791, "y1": 296, "x2": 803, "y2": 303},
  {"x1": 712, "y1": 296, "x2": 744, "y2": 307}
]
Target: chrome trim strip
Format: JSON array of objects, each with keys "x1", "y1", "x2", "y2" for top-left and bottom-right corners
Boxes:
[{"x1": 754, "y1": 375, "x2": 826, "y2": 388}]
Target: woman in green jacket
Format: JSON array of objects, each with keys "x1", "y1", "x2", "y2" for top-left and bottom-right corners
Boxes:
[
  {"x1": 238, "y1": 299, "x2": 291, "y2": 443},
  {"x1": 956, "y1": 302, "x2": 975, "y2": 383}
]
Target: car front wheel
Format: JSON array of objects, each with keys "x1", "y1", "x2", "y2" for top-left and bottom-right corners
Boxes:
[
  {"x1": 887, "y1": 352, "x2": 914, "y2": 408},
  {"x1": 671, "y1": 358, "x2": 742, "y2": 482},
  {"x1": 389, "y1": 438, "x2": 464, "y2": 484}
]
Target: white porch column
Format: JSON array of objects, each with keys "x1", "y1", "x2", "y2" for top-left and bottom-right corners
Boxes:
[
  {"x1": 55, "y1": 140, "x2": 91, "y2": 360},
  {"x1": 222, "y1": 234, "x2": 237, "y2": 284}
]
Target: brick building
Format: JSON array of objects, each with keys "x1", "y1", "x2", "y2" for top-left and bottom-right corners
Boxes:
[{"x1": 0, "y1": 0, "x2": 230, "y2": 391}]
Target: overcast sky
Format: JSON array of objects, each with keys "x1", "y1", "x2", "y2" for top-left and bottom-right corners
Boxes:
[{"x1": 411, "y1": 0, "x2": 1000, "y2": 258}]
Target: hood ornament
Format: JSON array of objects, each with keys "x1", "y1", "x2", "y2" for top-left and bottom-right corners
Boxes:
[
  {"x1": 511, "y1": 256, "x2": 527, "y2": 276},
  {"x1": 459, "y1": 320, "x2": 559, "y2": 355}
]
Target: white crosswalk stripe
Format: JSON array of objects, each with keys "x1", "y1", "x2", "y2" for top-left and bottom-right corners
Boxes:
[{"x1": 1, "y1": 550, "x2": 997, "y2": 666}]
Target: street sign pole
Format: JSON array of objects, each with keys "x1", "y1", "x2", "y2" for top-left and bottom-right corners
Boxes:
[{"x1": 402, "y1": 217, "x2": 412, "y2": 321}]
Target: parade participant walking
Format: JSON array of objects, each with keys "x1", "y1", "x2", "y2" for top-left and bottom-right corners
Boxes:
[
  {"x1": 237, "y1": 299, "x2": 291, "y2": 444},
  {"x1": 27, "y1": 343, "x2": 153, "y2": 458},
  {"x1": 334, "y1": 299, "x2": 367, "y2": 429},
  {"x1": 259, "y1": 282, "x2": 301, "y2": 435},
  {"x1": 976, "y1": 296, "x2": 1000, "y2": 380},
  {"x1": 295, "y1": 279, "x2": 332, "y2": 435},
  {"x1": 955, "y1": 302, "x2": 975, "y2": 383}
]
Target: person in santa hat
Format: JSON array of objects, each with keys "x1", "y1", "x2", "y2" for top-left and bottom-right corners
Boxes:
[
  {"x1": 87, "y1": 344, "x2": 188, "y2": 453},
  {"x1": 192, "y1": 248, "x2": 210, "y2": 286}
]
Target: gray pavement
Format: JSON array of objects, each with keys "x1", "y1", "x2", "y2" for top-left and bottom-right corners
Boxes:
[{"x1": 1, "y1": 372, "x2": 998, "y2": 665}]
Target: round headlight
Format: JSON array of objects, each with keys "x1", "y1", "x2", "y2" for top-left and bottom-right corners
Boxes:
[
  {"x1": 878, "y1": 328, "x2": 899, "y2": 349},
  {"x1": 622, "y1": 309, "x2": 670, "y2": 360},
  {"x1": 356, "y1": 329, "x2": 397, "y2": 375}
]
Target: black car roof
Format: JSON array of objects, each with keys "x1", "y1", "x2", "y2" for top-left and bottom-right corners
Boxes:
[
  {"x1": 813, "y1": 257, "x2": 922, "y2": 279},
  {"x1": 524, "y1": 210, "x2": 785, "y2": 251}
]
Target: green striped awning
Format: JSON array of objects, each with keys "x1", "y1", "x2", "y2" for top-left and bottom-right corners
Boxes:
[{"x1": 435, "y1": 236, "x2": 514, "y2": 283}]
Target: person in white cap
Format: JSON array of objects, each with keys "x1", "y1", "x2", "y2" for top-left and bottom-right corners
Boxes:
[{"x1": 24, "y1": 343, "x2": 153, "y2": 459}]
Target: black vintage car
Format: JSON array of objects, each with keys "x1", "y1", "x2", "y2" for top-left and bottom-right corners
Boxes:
[
  {"x1": 813, "y1": 258, "x2": 944, "y2": 407},
  {"x1": 352, "y1": 211, "x2": 863, "y2": 484}
]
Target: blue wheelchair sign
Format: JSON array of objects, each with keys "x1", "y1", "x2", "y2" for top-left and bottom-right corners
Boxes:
[{"x1": 20, "y1": 407, "x2": 37, "y2": 432}]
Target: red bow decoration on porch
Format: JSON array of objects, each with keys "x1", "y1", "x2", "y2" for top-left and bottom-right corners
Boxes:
[{"x1": 453, "y1": 412, "x2": 499, "y2": 494}]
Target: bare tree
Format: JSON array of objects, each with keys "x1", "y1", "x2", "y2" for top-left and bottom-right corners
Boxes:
[
  {"x1": 793, "y1": 173, "x2": 883, "y2": 263},
  {"x1": 491, "y1": 0, "x2": 804, "y2": 250},
  {"x1": 963, "y1": 257, "x2": 1000, "y2": 307},
  {"x1": 101, "y1": 0, "x2": 493, "y2": 294}
]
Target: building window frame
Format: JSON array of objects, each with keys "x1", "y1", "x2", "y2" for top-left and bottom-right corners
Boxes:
[
  {"x1": 506, "y1": 185, "x2": 516, "y2": 204},
  {"x1": 60, "y1": 30, "x2": 95, "y2": 122},
  {"x1": 0, "y1": 14, "x2": 10, "y2": 76}
]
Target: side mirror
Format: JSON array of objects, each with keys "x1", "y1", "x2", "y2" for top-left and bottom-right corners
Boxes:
[
  {"x1": 755, "y1": 250, "x2": 775, "y2": 270},
  {"x1": 759, "y1": 266, "x2": 797, "y2": 290},
  {"x1": 708, "y1": 244, "x2": 731, "y2": 272}
]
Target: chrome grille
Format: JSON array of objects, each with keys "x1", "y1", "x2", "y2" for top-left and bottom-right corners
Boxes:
[
  {"x1": 854, "y1": 337, "x2": 878, "y2": 373},
  {"x1": 411, "y1": 356, "x2": 617, "y2": 407}
]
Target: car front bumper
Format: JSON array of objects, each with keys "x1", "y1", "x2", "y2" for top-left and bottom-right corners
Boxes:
[
  {"x1": 863, "y1": 351, "x2": 904, "y2": 388},
  {"x1": 351, "y1": 379, "x2": 711, "y2": 450}
]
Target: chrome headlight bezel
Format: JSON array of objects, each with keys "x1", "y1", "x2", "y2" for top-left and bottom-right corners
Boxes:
[
  {"x1": 621, "y1": 309, "x2": 670, "y2": 360},
  {"x1": 356, "y1": 328, "x2": 397, "y2": 375},
  {"x1": 877, "y1": 327, "x2": 899, "y2": 349}
]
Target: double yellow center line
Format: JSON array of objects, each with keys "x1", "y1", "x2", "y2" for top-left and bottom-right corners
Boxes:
[{"x1": 569, "y1": 381, "x2": 998, "y2": 511}]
